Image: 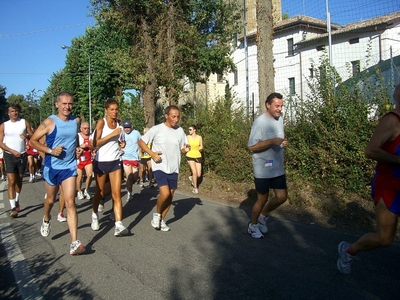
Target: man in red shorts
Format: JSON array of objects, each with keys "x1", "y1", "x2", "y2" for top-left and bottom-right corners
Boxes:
[
  {"x1": 337, "y1": 83, "x2": 400, "y2": 274},
  {"x1": 76, "y1": 122, "x2": 93, "y2": 200}
]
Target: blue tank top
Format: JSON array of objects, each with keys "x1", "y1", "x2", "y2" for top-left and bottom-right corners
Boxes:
[{"x1": 44, "y1": 115, "x2": 78, "y2": 170}]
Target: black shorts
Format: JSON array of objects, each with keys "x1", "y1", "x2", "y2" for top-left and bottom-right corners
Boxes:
[
  {"x1": 4, "y1": 152, "x2": 27, "y2": 174},
  {"x1": 186, "y1": 157, "x2": 203, "y2": 164},
  {"x1": 140, "y1": 157, "x2": 151, "y2": 164},
  {"x1": 254, "y1": 174, "x2": 287, "y2": 194},
  {"x1": 93, "y1": 160, "x2": 121, "y2": 175}
]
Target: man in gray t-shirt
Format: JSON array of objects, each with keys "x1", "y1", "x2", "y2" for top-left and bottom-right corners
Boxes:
[
  {"x1": 138, "y1": 105, "x2": 189, "y2": 232},
  {"x1": 247, "y1": 92, "x2": 288, "y2": 239}
]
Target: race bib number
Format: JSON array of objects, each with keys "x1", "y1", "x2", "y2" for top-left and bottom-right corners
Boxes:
[{"x1": 264, "y1": 160, "x2": 273, "y2": 167}]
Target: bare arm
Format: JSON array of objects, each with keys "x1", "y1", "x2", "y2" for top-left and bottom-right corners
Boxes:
[
  {"x1": 138, "y1": 139, "x2": 162, "y2": 163},
  {"x1": 0, "y1": 123, "x2": 24, "y2": 157},
  {"x1": 30, "y1": 118, "x2": 64, "y2": 157},
  {"x1": 365, "y1": 113, "x2": 400, "y2": 164},
  {"x1": 248, "y1": 137, "x2": 284, "y2": 152},
  {"x1": 199, "y1": 135, "x2": 204, "y2": 151}
]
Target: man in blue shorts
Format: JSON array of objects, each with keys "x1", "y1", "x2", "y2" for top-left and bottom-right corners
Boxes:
[
  {"x1": 30, "y1": 92, "x2": 85, "y2": 255},
  {"x1": 247, "y1": 92, "x2": 288, "y2": 239},
  {"x1": 138, "y1": 105, "x2": 189, "y2": 231},
  {"x1": 337, "y1": 83, "x2": 400, "y2": 274}
]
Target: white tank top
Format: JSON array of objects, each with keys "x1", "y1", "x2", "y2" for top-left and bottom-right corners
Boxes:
[
  {"x1": 4, "y1": 118, "x2": 27, "y2": 154},
  {"x1": 95, "y1": 118, "x2": 121, "y2": 162}
]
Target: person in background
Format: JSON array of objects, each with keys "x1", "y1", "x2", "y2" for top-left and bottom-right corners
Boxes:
[
  {"x1": 91, "y1": 98, "x2": 129, "y2": 237},
  {"x1": 76, "y1": 122, "x2": 93, "y2": 201},
  {"x1": 337, "y1": 83, "x2": 400, "y2": 274},
  {"x1": 26, "y1": 129, "x2": 40, "y2": 183},
  {"x1": 0, "y1": 148, "x2": 5, "y2": 181},
  {"x1": 0, "y1": 103, "x2": 34, "y2": 218},
  {"x1": 121, "y1": 120, "x2": 141, "y2": 201},
  {"x1": 30, "y1": 92, "x2": 85, "y2": 255},
  {"x1": 247, "y1": 92, "x2": 288, "y2": 239},
  {"x1": 139, "y1": 127, "x2": 154, "y2": 188},
  {"x1": 138, "y1": 105, "x2": 189, "y2": 232},
  {"x1": 186, "y1": 124, "x2": 203, "y2": 194}
]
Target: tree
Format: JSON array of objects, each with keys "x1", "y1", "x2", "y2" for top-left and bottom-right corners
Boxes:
[
  {"x1": 90, "y1": 0, "x2": 240, "y2": 126},
  {"x1": 0, "y1": 85, "x2": 7, "y2": 123}
]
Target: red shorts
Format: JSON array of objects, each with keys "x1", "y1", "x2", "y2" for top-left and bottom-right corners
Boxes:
[
  {"x1": 123, "y1": 160, "x2": 139, "y2": 168},
  {"x1": 77, "y1": 158, "x2": 93, "y2": 170},
  {"x1": 371, "y1": 173, "x2": 400, "y2": 214}
]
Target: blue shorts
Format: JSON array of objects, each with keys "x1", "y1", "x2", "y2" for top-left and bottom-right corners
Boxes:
[
  {"x1": 153, "y1": 170, "x2": 178, "y2": 189},
  {"x1": 43, "y1": 166, "x2": 77, "y2": 186},
  {"x1": 254, "y1": 174, "x2": 287, "y2": 194},
  {"x1": 93, "y1": 160, "x2": 121, "y2": 174}
]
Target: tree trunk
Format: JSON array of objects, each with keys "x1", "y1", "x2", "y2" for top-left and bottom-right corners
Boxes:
[
  {"x1": 256, "y1": 0, "x2": 274, "y2": 112},
  {"x1": 142, "y1": 17, "x2": 157, "y2": 127}
]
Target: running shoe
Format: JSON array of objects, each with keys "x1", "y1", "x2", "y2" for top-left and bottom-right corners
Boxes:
[
  {"x1": 84, "y1": 189, "x2": 91, "y2": 200},
  {"x1": 70, "y1": 240, "x2": 85, "y2": 255},
  {"x1": 10, "y1": 208, "x2": 18, "y2": 218},
  {"x1": 188, "y1": 176, "x2": 193, "y2": 186},
  {"x1": 160, "y1": 220, "x2": 170, "y2": 232},
  {"x1": 151, "y1": 212, "x2": 161, "y2": 230},
  {"x1": 40, "y1": 218, "x2": 51, "y2": 237},
  {"x1": 114, "y1": 223, "x2": 129, "y2": 236},
  {"x1": 192, "y1": 188, "x2": 198, "y2": 194},
  {"x1": 258, "y1": 215, "x2": 269, "y2": 234},
  {"x1": 247, "y1": 223, "x2": 264, "y2": 238},
  {"x1": 35, "y1": 171, "x2": 41, "y2": 177},
  {"x1": 77, "y1": 191, "x2": 84, "y2": 200},
  {"x1": 0, "y1": 175, "x2": 3, "y2": 180},
  {"x1": 337, "y1": 241, "x2": 355, "y2": 274},
  {"x1": 57, "y1": 212, "x2": 67, "y2": 222},
  {"x1": 28, "y1": 177, "x2": 33, "y2": 183},
  {"x1": 91, "y1": 213, "x2": 100, "y2": 231},
  {"x1": 15, "y1": 201, "x2": 20, "y2": 213}
]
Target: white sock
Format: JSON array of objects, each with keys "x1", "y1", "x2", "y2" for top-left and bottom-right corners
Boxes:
[
  {"x1": 15, "y1": 193, "x2": 20, "y2": 202},
  {"x1": 115, "y1": 221, "x2": 122, "y2": 226},
  {"x1": 9, "y1": 199, "x2": 16, "y2": 209},
  {"x1": 92, "y1": 212, "x2": 98, "y2": 218}
]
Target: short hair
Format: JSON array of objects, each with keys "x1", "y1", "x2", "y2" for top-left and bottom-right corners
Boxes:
[
  {"x1": 6, "y1": 103, "x2": 22, "y2": 112},
  {"x1": 56, "y1": 92, "x2": 73, "y2": 102},
  {"x1": 164, "y1": 105, "x2": 180, "y2": 115},
  {"x1": 265, "y1": 92, "x2": 283, "y2": 105}
]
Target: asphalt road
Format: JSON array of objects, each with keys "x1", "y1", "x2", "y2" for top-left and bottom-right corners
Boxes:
[{"x1": 0, "y1": 176, "x2": 399, "y2": 300}]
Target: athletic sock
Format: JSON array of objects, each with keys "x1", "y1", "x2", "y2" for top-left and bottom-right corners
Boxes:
[{"x1": 9, "y1": 199, "x2": 16, "y2": 209}]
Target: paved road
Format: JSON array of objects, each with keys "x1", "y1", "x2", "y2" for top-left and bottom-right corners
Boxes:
[{"x1": 0, "y1": 177, "x2": 399, "y2": 300}]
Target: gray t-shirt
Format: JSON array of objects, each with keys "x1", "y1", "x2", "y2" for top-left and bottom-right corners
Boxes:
[
  {"x1": 247, "y1": 113, "x2": 285, "y2": 178},
  {"x1": 141, "y1": 123, "x2": 188, "y2": 174}
]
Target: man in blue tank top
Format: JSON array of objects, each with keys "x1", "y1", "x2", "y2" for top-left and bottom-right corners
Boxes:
[{"x1": 30, "y1": 92, "x2": 85, "y2": 255}]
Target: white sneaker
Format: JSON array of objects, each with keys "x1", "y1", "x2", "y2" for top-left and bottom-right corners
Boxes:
[
  {"x1": 114, "y1": 223, "x2": 129, "y2": 236},
  {"x1": 151, "y1": 213, "x2": 161, "y2": 230},
  {"x1": 57, "y1": 212, "x2": 67, "y2": 222},
  {"x1": 188, "y1": 176, "x2": 193, "y2": 186},
  {"x1": 91, "y1": 212, "x2": 100, "y2": 231},
  {"x1": 28, "y1": 177, "x2": 33, "y2": 183},
  {"x1": 35, "y1": 172, "x2": 42, "y2": 177},
  {"x1": 1, "y1": 175, "x2": 4, "y2": 180},
  {"x1": 160, "y1": 220, "x2": 170, "y2": 232},
  {"x1": 77, "y1": 191, "x2": 84, "y2": 200},
  {"x1": 84, "y1": 189, "x2": 91, "y2": 200},
  {"x1": 258, "y1": 215, "x2": 269, "y2": 233},
  {"x1": 126, "y1": 191, "x2": 133, "y2": 202},
  {"x1": 40, "y1": 217, "x2": 51, "y2": 237},
  {"x1": 247, "y1": 223, "x2": 264, "y2": 238},
  {"x1": 192, "y1": 188, "x2": 198, "y2": 194}
]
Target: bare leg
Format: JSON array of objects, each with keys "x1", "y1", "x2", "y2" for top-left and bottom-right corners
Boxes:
[
  {"x1": 260, "y1": 189, "x2": 287, "y2": 216},
  {"x1": 351, "y1": 199, "x2": 398, "y2": 254},
  {"x1": 109, "y1": 168, "x2": 123, "y2": 222},
  {"x1": 157, "y1": 185, "x2": 175, "y2": 220},
  {"x1": 44, "y1": 184, "x2": 59, "y2": 222},
  {"x1": 61, "y1": 176, "x2": 79, "y2": 242},
  {"x1": 58, "y1": 185, "x2": 65, "y2": 215}
]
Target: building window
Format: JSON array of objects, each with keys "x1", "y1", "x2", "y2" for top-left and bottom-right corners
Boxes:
[
  {"x1": 233, "y1": 33, "x2": 238, "y2": 46},
  {"x1": 233, "y1": 70, "x2": 238, "y2": 85},
  {"x1": 349, "y1": 38, "x2": 359, "y2": 44},
  {"x1": 287, "y1": 38, "x2": 294, "y2": 56},
  {"x1": 289, "y1": 77, "x2": 295, "y2": 95},
  {"x1": 217, "y1": 73, "x2": 223, "y2": 82},
  {"x1": 316, "y1": 45, "x2": 325, "y2": 51},
  {"x1": 309, "y1": 68, "x2": 314, "y2": 78},
  {"x1": 351, "y1": 60, "x2": 360, "y2": 74}
]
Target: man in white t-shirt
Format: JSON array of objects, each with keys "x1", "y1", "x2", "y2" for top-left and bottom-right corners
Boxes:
[
  {"x1": 0, "y1": 103, "x2": 33, "y2": 218},
  {"x1": 138, "y1": 105, "x2": 189, "y2": 231},
  {"x1": 247, "y1": 92, "x2": 289, "y2": 239}
]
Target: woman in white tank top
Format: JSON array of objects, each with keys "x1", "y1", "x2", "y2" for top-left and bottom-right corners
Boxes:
[{"x1": 91, "y1": 99, "x2": 129, "y2": 237}]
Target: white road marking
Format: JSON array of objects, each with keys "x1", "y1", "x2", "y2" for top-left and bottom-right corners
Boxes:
[{"x1": 0, "y1": 223, "x2": 43, "y2": 300}]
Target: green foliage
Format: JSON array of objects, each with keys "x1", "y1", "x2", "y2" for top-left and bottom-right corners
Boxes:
[
  {"x1": 284, "y1": 54, "x2": 393, "y2": 199},
  {"x1": 180, "y1": 88, "x2": 253, "y2": 183}
]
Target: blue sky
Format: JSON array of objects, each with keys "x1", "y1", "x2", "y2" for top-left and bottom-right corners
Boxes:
[
  {"x1": 0, "y1": 0, "x2": 95, "y2": 97},
  {"x1": 0, "y1": 0, "x2": 397, "y2": 98}
]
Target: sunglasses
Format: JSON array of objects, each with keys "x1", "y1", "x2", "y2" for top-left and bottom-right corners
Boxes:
[{"x1": 189, "y1": 128, "x2": 193, "y2": 131}]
